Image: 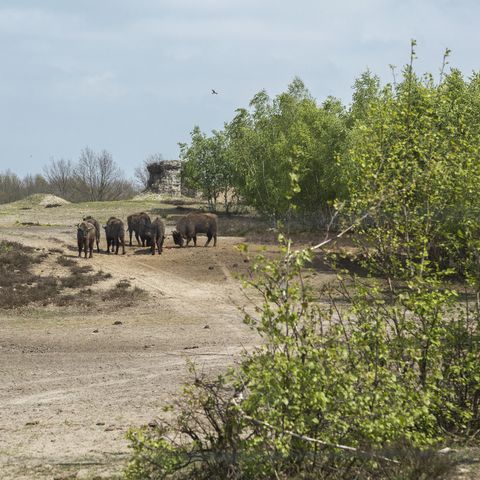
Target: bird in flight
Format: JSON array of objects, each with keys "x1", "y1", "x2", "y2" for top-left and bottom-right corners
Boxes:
[{"x1": 211, "y1": 89, "x2": 219, "y2": 95}]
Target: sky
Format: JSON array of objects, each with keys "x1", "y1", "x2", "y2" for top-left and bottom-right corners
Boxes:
[{"x1": 0, "y1": 0, "x2": 478, "y2": 178}]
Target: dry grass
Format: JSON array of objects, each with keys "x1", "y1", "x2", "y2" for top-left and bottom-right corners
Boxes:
[
  {"x1": 101, "y1": 279, "x2": 148, "y2": 306},
  {"x1": 0, "y1": 243, "x2": 143, "y2": 310},
  {"x1": 0, "y1": 241, "x2": 55, "y2": 308}
]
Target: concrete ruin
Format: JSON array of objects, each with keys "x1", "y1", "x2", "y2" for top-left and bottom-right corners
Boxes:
[{"x1": 146, "y1": 160, "x2": 184, "y2": 197}]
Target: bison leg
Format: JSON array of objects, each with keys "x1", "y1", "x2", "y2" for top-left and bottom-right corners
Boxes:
[
  {"x1": 192, "y1": 236, "x2": 197, "y2": 247},
  {"x1": 129, "y1": 229, "x2": 133, "y2": 246},
  {"x1": 205, "y1": 234, "x2": 212, "y2": 247},
  {"x1": 121, "y1": 236, "x2": 126, "y2": 255},
  {"x1": 89, "y1": 242, "x2": 93, "y2": 258},
  {"x1": 213, "y1": 234, "x2": 217, "y2": 247}
]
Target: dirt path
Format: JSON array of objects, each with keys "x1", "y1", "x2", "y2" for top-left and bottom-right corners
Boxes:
[{"x1": 0, "y1": 221, "x2": 261, "y2": 479}]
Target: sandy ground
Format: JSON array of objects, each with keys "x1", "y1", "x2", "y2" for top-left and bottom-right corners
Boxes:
[
  {"x1": 0, "y1": 203, "x2": 281, "y2": 479},
  {"x1": 2, "y1": 201, "x2": 478, "y2": 479}
]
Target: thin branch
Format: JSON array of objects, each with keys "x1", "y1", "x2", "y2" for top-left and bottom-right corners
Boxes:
[
  {"x1": 309, "y1": 210, "x2": 371, "y2": 253},
  {"x1": 232, "y1": 400, "x2": 399, "y2": 464}
]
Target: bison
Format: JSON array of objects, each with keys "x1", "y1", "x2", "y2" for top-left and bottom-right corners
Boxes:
[
  {"x1": 143, "y1": 217, "x2": 166, "y2": 255},
  {"x1": 172, "y1": 213, "x2": 217, "y2": 247},
  {"x1": 83, "y1": 216, "x2": 100, "y2": 252},
  {"x1": 103, "y1": 217, "x2": 126, "y2": 255},
  {"x1": 127, "y1": 212, "x2": 151, "y2": 246},
  {"x1": 77, "y1": 221, "x2": 96, "y2": 258}
]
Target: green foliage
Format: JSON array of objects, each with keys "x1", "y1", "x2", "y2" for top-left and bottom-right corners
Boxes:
[
  {"x1": 343, "y1": 43, "x2": 480, "y2": 280},
  {"x1": 124, "y1": 240, "x2": 478, "y2": 479},
  {"x1": 227, "y1": 78, "x2": 347, "y2": 222},
  {"x1": 179, "y1": 128, "x2": 234, "y2": 212},
  {"x1": 180, "y1": 78, "x2": 347, "y2": 223},
  {"x1": 348, "y1": 69, "x2": 381, "y2": 126},
  {"x1": 125, "y1": 46, "x2": 480, "y2": 479}
]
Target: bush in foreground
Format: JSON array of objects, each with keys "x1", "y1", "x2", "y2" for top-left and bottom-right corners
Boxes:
[{"x1": 125, "y1": 240, "x2": 479, "y2": 479}]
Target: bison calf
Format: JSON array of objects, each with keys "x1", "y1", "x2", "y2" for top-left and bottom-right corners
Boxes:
[
  {"x1": 172, "y1": 213, "x2": 217, "y2": 248},
  {"x1": 83, "y1": 216, "x2": 100, "y2": 252},
  {"x1": 144, "y1": 217, "x2": 166, "y2": 255},
  {"x1": 103, "y1": 217, "x2": 126, "y2": 255},
  {"x1": 127, "y1": 212, "x2": 151, "y2": 246},
  {"x1": 77, "y1": 221, "x2": 96, "y2": 258}
]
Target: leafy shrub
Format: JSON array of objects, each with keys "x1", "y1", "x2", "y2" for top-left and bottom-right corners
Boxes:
[
  {"x1": 125, "y1": 240, "x2": 477, "y2": 479},
  {"x1": 342, "y1": 43, "x2": 480, "y2": 281}
]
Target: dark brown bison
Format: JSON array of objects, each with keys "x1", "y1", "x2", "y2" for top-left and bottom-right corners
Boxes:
[
  {"x1": 77, "y1": 221, "x2": 96, "y2": 258},
  {"x1": 172, "y1": 213, "x2": 217, "y2": 247},
  {"x1": 143, "y1": 217, "x2": 166, "y2": 255},
  {"x1": 103, "y1": 217, "x2": 126, "y2": 255},
  {"x1": 83, "y1": 216, "x2": 100, "y2": 252},
  {"x1": 127, "y1": 212, "x2": 151, "y2": 246}
]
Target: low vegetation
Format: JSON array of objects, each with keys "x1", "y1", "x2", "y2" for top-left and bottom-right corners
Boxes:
[
  {"x1": 126, "y1": 241, "x2": 478, "y2": 479},
  {"x1": 0, "y1": 242, "x2": 145, "y2": 310},
  {"x1": 101, "y1": 279, "x2": 148, "y2": 306}
]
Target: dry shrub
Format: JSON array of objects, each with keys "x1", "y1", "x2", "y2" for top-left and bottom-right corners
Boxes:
[
  {"x1": 59, "y1": 258, "x2": 111, "y2": 289},
  {"x1": 56, "y1": 256, "x2": 76, "y2": 268},
  {"x1": 101, "y1": 280, "x2": 147, "y2": 306},
  {"x1": 0, "y1": 241, "x2": 59, "y2": 308},
  {"x1": 0, "y1": 247, "x2": 113, "y2": 309}
]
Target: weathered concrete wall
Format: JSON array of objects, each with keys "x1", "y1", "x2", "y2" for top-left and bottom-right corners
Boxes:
[{"x1": 146, "y1": 160, "x2": 183, "y2": 196}]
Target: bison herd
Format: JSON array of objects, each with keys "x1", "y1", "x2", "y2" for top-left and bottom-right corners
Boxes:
[{"x1": 77, "y1": 212, "x2": 218, "y2": 259}]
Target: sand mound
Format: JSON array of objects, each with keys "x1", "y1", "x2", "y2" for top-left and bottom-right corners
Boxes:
[
  {"x1": 9, "y1": 193, "x2": 71, "y2": 208},
  {"x1": 38, "y1": 194, "x2": 70, "y2": 207}
]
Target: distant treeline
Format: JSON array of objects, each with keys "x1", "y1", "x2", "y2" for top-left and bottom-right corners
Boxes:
[
  {"x1": 180, "y1": 62, "x2": 480, "y2": 235},
  {"x1": 0, "y1": 147, "x2": 136, "y2": 204}
]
